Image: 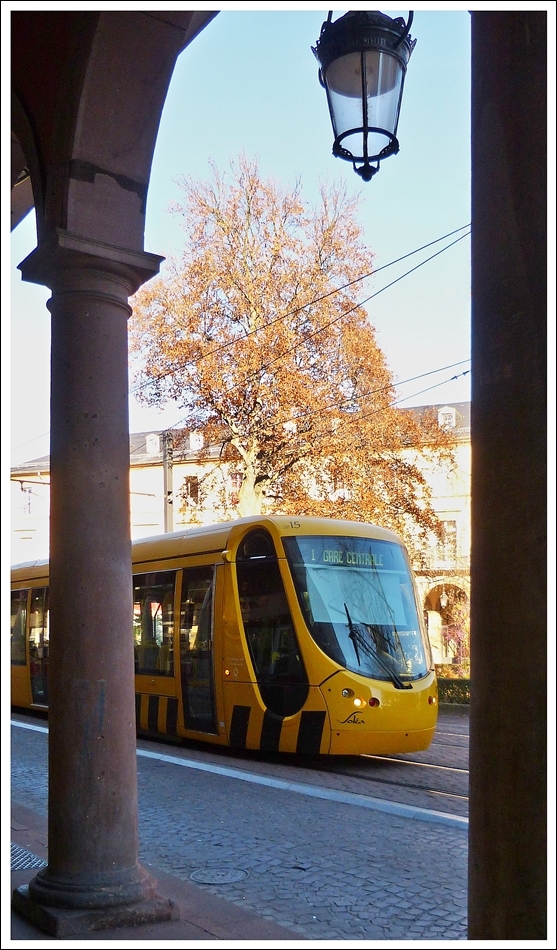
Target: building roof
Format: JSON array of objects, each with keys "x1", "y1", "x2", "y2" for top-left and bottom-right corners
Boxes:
[
  {"x1": 11, "y1": 402, "x2": 471, "y2": 474},
  {"x1": 407, "y1": 402, "x2": 471, "y2": 438}
]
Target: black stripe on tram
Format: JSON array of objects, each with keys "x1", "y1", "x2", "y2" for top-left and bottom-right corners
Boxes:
[
  {"x1": 260, "y1": 710, "x2": 283, "y2": 752},
  {"x1": 135, "y1": 693, "x2": 141, "y2": 727},
  {"x1": 148, "y1": 695, "x2": 159, "y2": 732},
  {"x1": 296, "y1": 710, "x2": 327, "y2": 754},
  {"x1": 229, "y1": 705, "x2": 251, "y2": 748},
  {"x1": 166, "y1": 697, "x2": 178, "y2": 735}
]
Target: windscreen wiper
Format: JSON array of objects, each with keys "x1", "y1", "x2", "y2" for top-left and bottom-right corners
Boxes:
[
  {"x1": 344, "y1": 603, "x2": 361, "y2": 666},
  {"x1": 345, "y1": 611, "x2": 412, "y2": 690},
  {"x1": 366, "y1": 622, "x2": 409, "y2": 677}
]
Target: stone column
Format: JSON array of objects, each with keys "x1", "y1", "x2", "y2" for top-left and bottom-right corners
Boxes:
[
  {"x1": 13, "y1": 230, "x2": 178, "y2": 936},
  {"x1": 468, "y1": 13, "x2": 546, "y2": 940}
]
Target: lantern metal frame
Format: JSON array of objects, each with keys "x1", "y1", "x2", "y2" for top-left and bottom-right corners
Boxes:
[{"x1": 312, "y1": 10, "x2": 416, "y2": 181}]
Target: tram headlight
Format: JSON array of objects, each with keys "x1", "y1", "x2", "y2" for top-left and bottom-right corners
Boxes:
[{"x1": 341, "y1": 688, "x2": 368, "y2": 708}]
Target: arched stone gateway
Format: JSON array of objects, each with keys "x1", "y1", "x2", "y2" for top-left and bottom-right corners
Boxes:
[
  {"x1": 11, "y1": 10, "x2": 217, "y2": 936},
  {"x1": 11, "y1": 10, "x2": 547, "y2": 940},
  {"x1": 423, "y1": 581, "x2": 470, "y2": 671}
]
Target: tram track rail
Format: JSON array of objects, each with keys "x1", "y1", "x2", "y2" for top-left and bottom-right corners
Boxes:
[
  {"x1": 12, "y1": 707, "x2": 470, "y2": 818},
  {"x1": 289, "y1": 715, "x2": 470, "y2": 816},
  {"x1": 297, "y1": 757, "x2": 470, "y2": 813},
  {"x1": 175, "y1": 717, "x2": 471, "y2": 819}
]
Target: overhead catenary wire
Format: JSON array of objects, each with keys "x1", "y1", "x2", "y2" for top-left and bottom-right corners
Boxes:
[
  {"x1": 236, "y1": 231, "x2": 470, "y2": 387},
  {"x1": 285, "y1": 361, "x2": 471, "y2": 426},
  {"x1": 12, "y1": 225, "x2": 471, "y2": 459},
  {"x1": 326, "y1": 370, "x2": 472, "y2": 429},
  {"x1": 140, "y1": 230, "x2": 471, "y2": 444},
  {"x1": 252, "y1": 369, "x2": 472, "y2": 462},
  {"x1": 334, "y1": 370, "x2": 471, "y2": 430},
  {"x1": 11, "y1": 366, "x2": 471, "y2": 477},
  {"x1": 164, "y1": 358, "x2": 471, "y2": 439},
  {"x1": 128, "y1": 223, "x2": 471, "y2": 395},
  {"x1": 136, "y1": 361, "x2": 471, "y2": 460}
]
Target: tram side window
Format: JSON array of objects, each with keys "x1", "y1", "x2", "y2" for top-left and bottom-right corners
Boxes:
[
  {"x1": 237, "y1": 558, "x2": 306, "y2": 684},
  {"x1": 11, "y1": 590, "x2": 28, "y2": 665},
  {"x1": 179, "y1": 567, "x2": 216, "y2": 732},
  {"x1": 180, "y1": 569, "x2": 214, "y2": 656},
  {"x1": 236, "y1": 531, "x2": 308, "y2": 710},
  {"x1": 29, "y1": 589, "x2": 49, "y2": 659},
  {"x1": 133, "y1": 571, "x2": 176, "y2": 675}
]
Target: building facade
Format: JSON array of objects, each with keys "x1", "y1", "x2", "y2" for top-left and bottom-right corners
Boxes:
[{"x1": 410, "y1": 403, "x2": 471, "y2": 672}]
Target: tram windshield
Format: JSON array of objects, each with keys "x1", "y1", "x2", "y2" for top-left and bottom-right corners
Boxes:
[{"x1": 283, "y1": 535, "x2": 430, "y2": 685}]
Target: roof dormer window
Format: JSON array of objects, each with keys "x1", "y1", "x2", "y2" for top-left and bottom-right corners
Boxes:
[
  {"x1": 438, "y1": 406, "x2": 457, "y2": 429},
  {"x1": 145, "y1": 434, "x2": 160, "y2": 455}
]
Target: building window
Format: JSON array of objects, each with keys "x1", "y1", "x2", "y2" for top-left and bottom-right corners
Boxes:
[
  {"x1": 229, "y1": 472, "x2": 243, "y2": 504},
  {"x1": 439, "y1": 520, "x2": 457, "y2": 562},
  {"x1": 20, "y1": 485, "x2": 33, "y2": 514},
  {"x1": 189, "y1": 432, "x2": 204, "y2": 451},
  {"x1": 183, "y1": 476, "x2": 199, "y2": 505},
  {"x1": 332, "y1": 473, "x2": 349, "y2": 500}
]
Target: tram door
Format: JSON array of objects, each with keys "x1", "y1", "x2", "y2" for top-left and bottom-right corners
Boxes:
[
  {"x1": 29, "y1": 588, "x2": 49, "y2": 705},
  {"x1": 179, "y1": 566, "x2": 217, "y2": 734}
]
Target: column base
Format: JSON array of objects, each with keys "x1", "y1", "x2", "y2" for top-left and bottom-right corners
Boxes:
[{"x1": 12, "y1": 884, "x2": 179, "y2": 938}]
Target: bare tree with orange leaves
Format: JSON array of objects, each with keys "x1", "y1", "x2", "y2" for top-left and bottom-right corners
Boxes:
[{"x1": 130, "y1": 155, "x2": 453, "y2": 556}]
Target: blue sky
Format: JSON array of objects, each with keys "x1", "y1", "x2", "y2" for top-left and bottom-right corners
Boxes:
[{"x1": 11, "y1": 5, "x2": 473, "y2": 465}]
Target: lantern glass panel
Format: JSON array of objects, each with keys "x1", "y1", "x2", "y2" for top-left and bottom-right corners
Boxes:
[{"x1": 326, "y1": 50, "x2": 404, "y2": 160}]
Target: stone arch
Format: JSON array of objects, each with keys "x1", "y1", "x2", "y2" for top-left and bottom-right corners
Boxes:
[
  {"x1": 10, "y1": 10, "x2": 218, "y2": 931},
  {"x1": 423, "y1": 579, "x2": 470, "y2": 669},
  {"x1": 12, "y1": 10, "x2": 217, "y2": 249},
  {"x1": 11, "y1": 93, "x2": 42, "y2": 226}
]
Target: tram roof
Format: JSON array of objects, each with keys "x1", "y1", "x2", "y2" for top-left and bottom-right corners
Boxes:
[
  {"x1": 131, "y1": 515, "x2": 403, "y2": 566},
  {"x1": 11, "y1": 516, "x2": 405, "y2": 579}
]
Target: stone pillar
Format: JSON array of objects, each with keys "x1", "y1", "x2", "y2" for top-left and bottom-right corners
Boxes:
[
  {"x1": 12, "y1": 230, "x2": 178, "y2": 936},
  {"x1": 468, "y1": 13, "x2": 546, "y2": 939}
]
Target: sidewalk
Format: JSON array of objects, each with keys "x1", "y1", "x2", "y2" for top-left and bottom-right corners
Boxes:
[{"x1": 10, "y1": 803, "x2": 300, "y2": 942}]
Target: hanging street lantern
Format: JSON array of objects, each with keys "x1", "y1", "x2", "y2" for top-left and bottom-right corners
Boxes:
[{"x1": 312, "y1": 10, "x2": 416, "y2": 181}]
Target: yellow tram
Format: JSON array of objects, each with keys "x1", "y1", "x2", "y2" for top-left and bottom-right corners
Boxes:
[{"x1": 11, "y1": 516, "x2": 438, "y2": 755}]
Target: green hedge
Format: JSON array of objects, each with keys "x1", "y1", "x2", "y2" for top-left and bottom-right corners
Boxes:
[{"x1": 437, "y1": 677, "x2": 470, "y2": 705}]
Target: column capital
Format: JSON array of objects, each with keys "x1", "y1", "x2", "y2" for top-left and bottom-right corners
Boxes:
[{"x1": 18, "y1": 228, "x2": 164, "y2": 297}]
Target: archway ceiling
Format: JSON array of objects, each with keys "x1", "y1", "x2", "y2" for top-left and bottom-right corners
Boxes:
[{"x1": 11, "y1": 10, "x2": 218, "y2": 233}]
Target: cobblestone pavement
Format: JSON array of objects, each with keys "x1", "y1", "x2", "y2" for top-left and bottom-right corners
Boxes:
[{"x1": 11, "y1": 720, "x2": 468, "y2": 941}]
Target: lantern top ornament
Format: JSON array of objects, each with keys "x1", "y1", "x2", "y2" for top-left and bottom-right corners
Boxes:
[{"x1": 313, "y1": 11, "x2": 416, "y2": 181}]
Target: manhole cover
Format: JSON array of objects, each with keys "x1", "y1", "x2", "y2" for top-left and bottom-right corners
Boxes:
[
  {"x1": 190, "y1": 867, "x2": 248, "y2": 884},
  {"x1": 11, "y1": 844, "x2": 47, "y2": 871}
]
